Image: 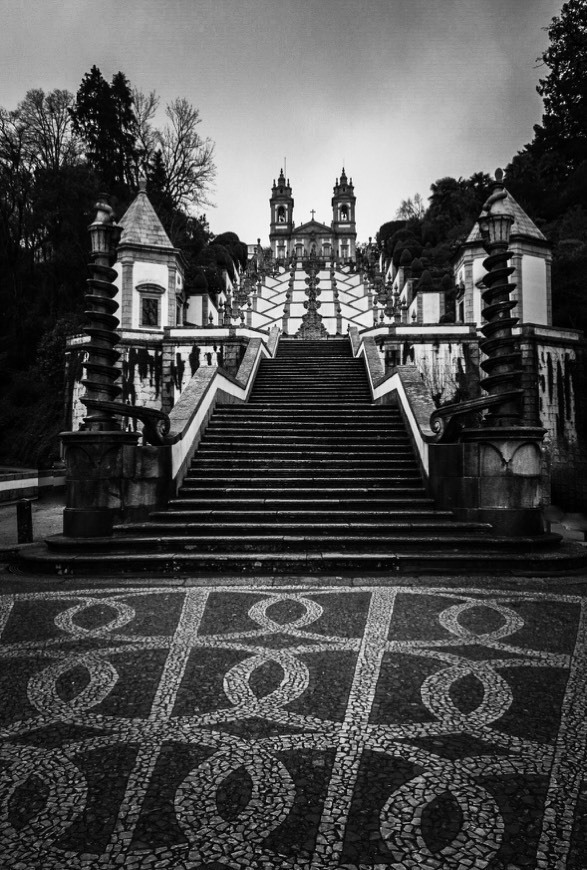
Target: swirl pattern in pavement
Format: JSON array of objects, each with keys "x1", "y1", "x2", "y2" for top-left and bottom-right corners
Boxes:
[{"x1": 0, "y1": 585, "x2": 585, "y2": 869}]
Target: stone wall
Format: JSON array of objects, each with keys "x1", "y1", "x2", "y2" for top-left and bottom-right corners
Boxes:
[
  {"x1": 64, "y1": 339, "x2": 87, "y2": 433},
  {"x1": 380, "y1": 330, "x2": 480, "y2": 407},
  {"x1": 65, "y1": 332, "x2": 250, "y2": 430},
  {"x1": 120, "y1": 341, "x2": 164, "y2": 410},
  {"x1": 533, "y1": 328, "x2": 587, "y2": 510}
]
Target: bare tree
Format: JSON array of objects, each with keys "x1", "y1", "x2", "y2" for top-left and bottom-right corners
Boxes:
[
  {"x1": 17, "y1": 88, "x2": 79, "y2": 172},
  {"x1": 0, "y1": 106, "x2": 36, "y2": 256},
  {"x1": 395, "y1": 193, "x2": 426, "y2": 221},
  {"x1": 132, "y1": 87, "x2": 159, "y2": 172},
  {"x1": 156, "y1": 98, "x2": 216, "y2": 212}
]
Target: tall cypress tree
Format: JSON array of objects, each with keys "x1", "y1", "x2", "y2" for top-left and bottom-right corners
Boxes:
[
  {"x1": 534, "y1": 0, "x2": 587, "y2": 173},
  {"x1": 70, "y1": 65, "x2": 138, "y2": 196}
]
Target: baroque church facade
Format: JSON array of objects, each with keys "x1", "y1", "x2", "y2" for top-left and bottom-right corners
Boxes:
[{"x1": 269, "y1": 168, "x2": 357, "y2": 263}]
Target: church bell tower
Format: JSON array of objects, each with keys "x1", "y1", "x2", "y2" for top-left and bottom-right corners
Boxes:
[
  {"x1": 331, "y1": 168, "x2": 356, "y2": 262},
  {"x1": 269, "y1": 169, "x2": 294, "y2": 261}
]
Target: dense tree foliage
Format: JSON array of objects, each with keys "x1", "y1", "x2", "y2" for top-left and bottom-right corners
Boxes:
[
  {"x1": 70, "y1": 67, "x2": 139, "y2": 197},
  {"x1": 377, "y1": 173, "x2": 493, "y2": 319},
  {"x1": 535, "y1": 0, "x2": 587, "y2": 171},
  {"x1": 0, "y1": 66, "x2": 218, "y2": 468},
  {"x1": 505, "y1": 0, "x2": 587, "y2": 331},
  {"x1": 378, "y1": 2, "x2": 587, "y2": 332}
]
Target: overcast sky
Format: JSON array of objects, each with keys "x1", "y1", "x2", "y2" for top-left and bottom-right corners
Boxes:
[{"x1": 1, "y1": 0, "x2": 562, "y2": 243}]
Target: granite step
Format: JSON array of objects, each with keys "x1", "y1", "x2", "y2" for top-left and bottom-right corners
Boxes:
[
  {"x1": 149, "y1": 507, "x2": 453, "y2": 520},
  {"x1": 202, "y1": 432, "x2": 410, "y2": 442},
  {"x1": 24, "y1": 541, "x2": 585, "y2": 577},
  {"x1": 185, "y1": 468, "x2": 422, "y2": 480},
  {"x1": 197, "y1": 444, "x2": 412, "y2": 454},
  {"x1": 168, "y1": 494, "x2": 434, "y2": 511},
  {"x1": 189, "y1": 455, "x2": 419, "y2": 465},
  {"x1": 206, "y1": 417, "x2": 406, "y2": 428},
  {"x1": 47, "y1": 532, "x2": 561, "y2": 555},
  {"x1": 179, "y1": 477, "x2": 426, "y2": 490},
  {"x1": 115, "y1": 520, "x2": 492, "y2": 536}
]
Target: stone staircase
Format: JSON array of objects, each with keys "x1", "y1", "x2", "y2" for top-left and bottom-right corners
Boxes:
[
  {"x1": 22, "y1": 337, "x2": 580, "y2": 575},
  {"x1": 248, "y1": 263, "x2": 372, "y2": 334}
]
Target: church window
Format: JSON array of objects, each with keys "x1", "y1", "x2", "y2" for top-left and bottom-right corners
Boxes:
[
  {"x1": 340, "y1": 205, "x2": 349, "y2": 221},
  {"x1": 277, "y1": 206, "x2": 286, "y2": 223},
  {"x1": 141, "y1": 297, "x2": 159, "y2": 327},
  {"x1": 137, "y1": 281, "x2": 165, "y2": 329}
]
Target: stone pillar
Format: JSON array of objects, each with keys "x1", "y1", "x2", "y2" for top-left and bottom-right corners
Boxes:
[
  {"x1": 119, "y1": 254, "x2": 134, "y2": 329},
  {"x1": 167, "y1": 264, "x2": 177, "y2": 327},
  {"x1": 545, "y1": 254, "x2": 553, "y2": 325},
  {"x1": 511, "y1": 252, "x2": 523, "y2": 323},
  {"x1": 429, "y1": 430, "x2": 546, "y2": 536},
  {"x1": 464, "y1": 260, "x2": 474, "y2": 323},
  {"x1": 460, "y1": 428, "x2": 545, "y2": 534},
  {"x1": 62, "y1": 431, "x2": 140, "y2": 536},
  {"x1": 222, "y1": 338, "x2": 245, "y2": 376}
]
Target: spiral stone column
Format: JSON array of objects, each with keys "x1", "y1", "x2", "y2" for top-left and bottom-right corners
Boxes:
[
  {"x1": 80, "y1": 197, "x2": 124, "y2": 429},
  {"x1": 62, "y1": 198, "x2": 140, "y2": 538},
  {"x1": 477, "y1": 174, "x2": 524, "y2": 427},
  {"x1": 457, "y1": 171, "x2": 546, "y2": 535}
]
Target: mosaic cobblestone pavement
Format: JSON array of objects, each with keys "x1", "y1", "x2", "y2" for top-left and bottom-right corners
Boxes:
[{"x1": 0, "y1": 584, "x2": 586, "y2": 869}]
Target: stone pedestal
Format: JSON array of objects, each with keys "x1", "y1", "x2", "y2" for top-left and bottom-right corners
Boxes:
[
  {"x1": 429, "y1": 426, "x2": 547, "y2": 536},
  {"x1": 62, "y1": 430, "x2": 140, "y2": 537},
  {"x1": 222, "y1": 338, "x2": 247, "y2": 377}
]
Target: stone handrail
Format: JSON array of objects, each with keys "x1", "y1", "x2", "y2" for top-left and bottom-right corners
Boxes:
[
  {"x1": 82, "y1": 400, "x2": 171, "y2": 445},
  {"x1": 429, "y1": 390, "x2": 524, "y2": 441},
  {"x1": 350, "y1": 330, "x2": 435, "y2": 475},
  {"x1": 167, "y1": 327, "x2": 280, "y2": 484}
]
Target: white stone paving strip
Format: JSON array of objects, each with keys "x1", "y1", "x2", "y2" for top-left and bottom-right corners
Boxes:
[
  {"x1": 104, "y1": 587, "x2": 209, "y2": 864},
  {"x1": 313, "y1": 586, "x2": 397, "y2": 868},
  {"x1": 0, "y1": 595, "x2": 14, "y2": 640},
  {"x1": 537, "y1": 596, "x2": 587, "y2": 869}
]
